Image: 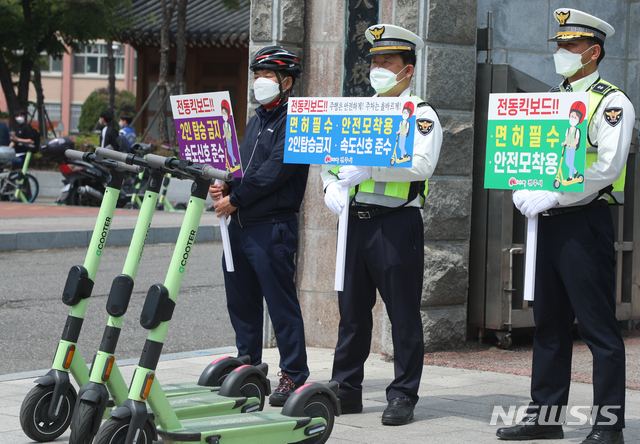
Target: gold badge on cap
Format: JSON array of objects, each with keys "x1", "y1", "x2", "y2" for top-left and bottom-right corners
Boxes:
[
  {"x1": 556, "y1": 11, "x2": 570, "y2": 25},
  {"x1": 369, "y1": 26, "x2": 385, "y2": 41}
]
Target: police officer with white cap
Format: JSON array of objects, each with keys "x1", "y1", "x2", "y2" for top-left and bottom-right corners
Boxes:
[
  {"x1": 497, "y1": 8, "x2": 635, "y2": 444},
  {"x1": 321, "y1": 24, "x2": 442, "y2": 425}
]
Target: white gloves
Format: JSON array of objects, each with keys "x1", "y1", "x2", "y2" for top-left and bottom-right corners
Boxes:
[
  {"x1": 324, "y1": 182, "x2": 345, "y2": 215},
  {"x1": 337, "y1": 165, "x2": 372, "y2": 187},
  {"x1": 512, "y1": 189, "x2": 530, "y2": 211},
  {"x1": 519, "y1": 191, "x2": 558, "y2": 219}
]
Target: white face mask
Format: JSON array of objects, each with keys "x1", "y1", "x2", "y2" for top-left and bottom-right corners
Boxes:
[
  {"x1": 569, "y1": 117, "x2": 579, "y2": 127},
  {"x1": 118, "y1": 121, "x2": 124, "y2": 128},
  {"x1": 15, "y1": 116, "x2": 25, "y2": 124},
  {"x1": 369, "y1": 65, "x2": 408, "y2": 94},
  {"x1": 553, "y1": 46, "x2": 594, "y2": 77},
  {"x1": 253, "y1": 77, "x2": 282, "y2": 105}
]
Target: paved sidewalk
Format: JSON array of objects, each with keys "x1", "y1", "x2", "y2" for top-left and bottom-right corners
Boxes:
[
  {"x1": 0, "y1": 201, "x2": 221, "y2": 252},
  {"x1": 2, "y1": 346, "x2": 640, "y2": 444}
]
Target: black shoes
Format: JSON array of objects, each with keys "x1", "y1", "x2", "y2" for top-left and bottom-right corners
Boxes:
[
  {"x1": 339, "y1": 398, "x2": 363, "y2": 414},
  {"x1": 581, "y1": 429, "x2": 624, "y2": 444},
  {"x1": 496, "y1": 414, "x2": 563, "y2": 440},
  {"x1": 381, "y1": 397, "x2": 414, "y2": 426}
]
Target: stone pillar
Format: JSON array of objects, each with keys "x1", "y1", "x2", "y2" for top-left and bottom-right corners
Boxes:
[
  {"x1": 249, "y1": 0, "x2": 306, "y2": 119},
  {"x1": 255, "y1": 0, "x2": 479, "y2": 354},
  {"x1": 294, "y1": 0, "x2": 349, "y2": 351},
  {"x1": 419, "y1": 0, "x2": 477, "y2": 351},
  {"x1": 249, "y1": 0, "x2": 306, "y2": 348},
  {"x1": 379, "y1": 0, "x2": 477, "y2": 352}
]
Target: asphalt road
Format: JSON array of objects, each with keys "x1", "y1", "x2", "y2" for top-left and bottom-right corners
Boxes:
[{"x1": 0, "y1": 242, "x2": 235, "y2": 375}]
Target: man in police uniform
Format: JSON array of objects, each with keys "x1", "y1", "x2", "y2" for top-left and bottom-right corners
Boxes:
[
  {"x1": 497, "y1": 9, "x2": 635, "y2": 444},
  {"x1": 321, "y1": 24, "x2": 442, "y2": 426}
]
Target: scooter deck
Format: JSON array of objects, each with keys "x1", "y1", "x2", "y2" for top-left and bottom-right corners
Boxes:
[
  {"x1": 148, "y1": 390, "x2": 260, "y2": 418},
  {"x1": 157, "y1": 410, "x2": 324, "y2": 437},
  {"x1": 164, "y1": 382, "x2": 215, "y2": 396}
]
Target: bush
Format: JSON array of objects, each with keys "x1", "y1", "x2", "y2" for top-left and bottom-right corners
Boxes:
[{"x1": 78, "y1": 88, "x2": 136, "y2": 134}]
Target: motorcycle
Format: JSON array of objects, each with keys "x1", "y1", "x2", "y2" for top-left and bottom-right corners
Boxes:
[{"x1": 43, "y1": 138, "x2": 129, "y2": 207}]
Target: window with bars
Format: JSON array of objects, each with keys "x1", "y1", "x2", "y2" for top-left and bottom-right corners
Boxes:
[{"x1": 73, "y1": 43, "x2": 126, "y2": 76}]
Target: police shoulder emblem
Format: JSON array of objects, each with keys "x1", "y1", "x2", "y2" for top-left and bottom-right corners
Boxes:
[
  {"x1": 556, "y1": 11, "x2": 570, "y2": 25},
  {"x1": 604, "y1": 107, "x2": 623, "y2": 127},
  {"x1": 416, "y1": 118, "x2": 434, "y2": 136},
  {"x1": 369, "y1": 26, "x2": 385, "y2": 41}
]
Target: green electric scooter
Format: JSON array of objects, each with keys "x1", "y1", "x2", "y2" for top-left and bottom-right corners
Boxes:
[
  {"x1": 68, "y1": 150, "x2": 266, "y2": 444},
  {"x1": 19, "y1": 151, "x2": 141, "y2": 442},
  {"x1": 92, "y1": 152, "x2": 340, "y2": 444}
]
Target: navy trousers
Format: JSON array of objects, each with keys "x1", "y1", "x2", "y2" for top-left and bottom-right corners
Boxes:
[
  {"x1": 528, "y1": 205, "x2": 625, "y2": 429},
  {"x1": 332, "y1": 207, "x2": 425, "y2": 405},
  {"x1": 223, "y1": 219, "x2": 309, "y2": 386}
]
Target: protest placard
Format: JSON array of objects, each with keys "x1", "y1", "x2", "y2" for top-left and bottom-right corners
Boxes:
[
  {"x1": 485, "y1": 92, "x2": 590, "y2": 192},
  {"x1": 170, "y1": 91, "x2": 242, "y2": 178},
  {"x1": 285, "y1": 96, "x2": 419, "y2": 291},
  {"x1": 284, "y1": 96, "x2": 419, "y2": 167}
]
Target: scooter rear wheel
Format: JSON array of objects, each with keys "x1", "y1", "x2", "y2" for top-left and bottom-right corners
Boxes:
[
  {"x1": 93, "y1": 417, "x2": 154, "y2": 444},
  {"x1": 239, "y1": 375, "x2": 268, "y2": 411},
  {"x1": 294, "y1": 394, "x2": 335, "y2": 444},
  {"x1": 69, "y1": 400, "x2": 99, "y2": 444},
  {"x1": 20, "y1": 383, "x2": 77, "y2": 442}
]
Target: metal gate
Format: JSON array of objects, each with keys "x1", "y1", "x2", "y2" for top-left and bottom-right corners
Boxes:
[{"x1": 468, "y1": 61, "x2": 640, "y2": 347}]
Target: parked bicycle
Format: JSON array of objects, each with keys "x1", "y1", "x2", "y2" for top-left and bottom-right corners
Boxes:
[{"x1": 0, "y1": 143, "x2": 39, "y2": 203}]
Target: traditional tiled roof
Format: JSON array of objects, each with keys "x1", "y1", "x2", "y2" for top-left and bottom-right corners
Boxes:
[{"x1": 117, "y1": 0, "x2": 250, "y2": 48}]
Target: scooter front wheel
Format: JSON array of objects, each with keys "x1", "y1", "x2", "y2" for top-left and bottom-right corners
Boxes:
[
  {"x1": 93, "y1": 417, "x2": 155, "y2": 444},
  {"x1": 20, "y1": 383, "x2": 77, "y2": 442},
  {"x1": 69, "y1": 400, "x2": 99, "y2": 444},
  {"x1": 553, "y1": 179, "x2": 561, "y2": 189},
  {"x1": 294, "y1": 394, "x2": 335, "y2": 444}
]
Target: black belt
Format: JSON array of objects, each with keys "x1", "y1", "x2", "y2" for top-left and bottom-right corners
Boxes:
[
  {"x1": 349, "y1": 205, "x2": 409, "y2": 219},
  {"x1": 541, "y1": 198, "x2": 608, "y2": 217}
]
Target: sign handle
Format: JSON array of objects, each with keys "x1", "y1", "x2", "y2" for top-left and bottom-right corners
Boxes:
[
  {"x1": 216, "y1": 179, "x2": 234, "y2": 272},
  {"x1": 334, "y1": 181, "x2": 350, "y2": 292},
  {"x1": 523, "y1": 215, "x2": 537, "y2": 301}
]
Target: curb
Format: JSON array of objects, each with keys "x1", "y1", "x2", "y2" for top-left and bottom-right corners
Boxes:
[{"x1": 0, "y1": 224, "x2": 222, "y2": 252}]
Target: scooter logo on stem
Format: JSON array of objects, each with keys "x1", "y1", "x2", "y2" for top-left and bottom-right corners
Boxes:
[
  {"x1": 179, "y1": 230, "x2": 197, "y2": 273},
  {"x1": 509, "y1": 177, "x2": 526, "y2": 187},
  {"x1": 96, "y1": 217, "x2": 112, "y2": 256}
]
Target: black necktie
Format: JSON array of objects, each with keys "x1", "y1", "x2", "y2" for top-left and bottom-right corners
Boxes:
[{"x1": 563, "y1": 79, "x2": 573, "y2": 92}]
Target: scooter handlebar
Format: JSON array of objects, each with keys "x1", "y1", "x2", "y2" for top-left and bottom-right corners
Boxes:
[
  {"x1": 115, "y1": 162, "x2": 143, "y2": 173},
  {"x1": 145, "y1": 153, "x2": 232, "y2": 181},
  {"x1": 94, "y1": 147, "x2": 129, "y2": 163},
  {"x1": 64, "y1": 149, "x2": 86, "y2": 161},
  {"x1": 65, "y1": 149, "x2": 142, "y2": 173}
]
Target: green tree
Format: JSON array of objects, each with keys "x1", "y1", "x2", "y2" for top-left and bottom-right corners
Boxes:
[
  {"x1": 78, "y1": 88, "x2": 136, "y2": 134},
  {"x1": 0, "y1": 0, "x2": 131, "y2": 128}
]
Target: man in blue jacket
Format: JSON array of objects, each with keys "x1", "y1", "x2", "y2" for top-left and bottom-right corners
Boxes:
[{"x1": 209, "y1": 46, "x2": 309, "y2": 407}]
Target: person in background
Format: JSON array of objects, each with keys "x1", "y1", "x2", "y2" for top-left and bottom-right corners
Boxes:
[
  {"x1": 118, "y1": 112, "x2": 137, "y2": 151},
  {"x1": 99, "y1": 109, "x2": 119, "y2": 151},
  {"x1": 10, "y1": 109, "x2": 40, "y2": 170}
]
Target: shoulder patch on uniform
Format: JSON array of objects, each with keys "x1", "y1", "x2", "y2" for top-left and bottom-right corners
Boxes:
[
  {"x1": 604, "y1": 107, "x2": 623, "y2": 127},
  {"x1": 416, "y1": 118, "x2": 434, "y2": 136},
  {"x1": 591, "y1": 82, "x2": 612, "y2": 95},
  {"x1": 548, "y1": 86, "x2": 561, "y2": 93}
]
